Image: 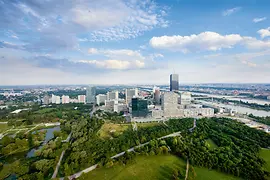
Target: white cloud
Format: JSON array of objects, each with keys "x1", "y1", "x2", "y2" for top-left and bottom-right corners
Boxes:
[
  {"x1": 88, "y1": 48, "x2": 98, "y2": 54},
  {"x1": 241, "y1": 60, "x2": 257, "y2": 67},
  {"x1": 222, "y1": 7, "x2": 241, "y2": 16},
  {"x1": 253, "y1": 17, "x2": 267, "y2": 23},
  {"x1": 78, "y1": 59, "x2": 145, "y2": 70},
  {"x1": 149, "y1": 31, "x2": 270, "y2": 52},
  {"x1": 257, "y1": 27, "x2": 270, "y2": 39}
]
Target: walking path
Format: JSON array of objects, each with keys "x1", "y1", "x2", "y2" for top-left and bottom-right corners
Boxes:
[
  {"x1": 61, "y1": 119, "x2": 197, "y2": 179},
  {"x1": 185, "y1": 158, "x2": 189, "y2": 180},
  {"x1": 52, "y1": 150, "x2": 66, "y2": 178}
]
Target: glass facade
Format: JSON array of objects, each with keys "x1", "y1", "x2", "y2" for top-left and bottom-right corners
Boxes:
[{"x1": 132, "y1": 98, "x2": 148, "y2": 117}]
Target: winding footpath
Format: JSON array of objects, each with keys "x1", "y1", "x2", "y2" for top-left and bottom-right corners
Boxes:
[{"x1": 60, "y1": 119, "x2": 197, "y2": 180}]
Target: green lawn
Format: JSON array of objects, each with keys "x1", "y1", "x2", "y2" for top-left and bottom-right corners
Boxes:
[
  {"x1": 78, "y1": 155, "x2": 186, "y2": 180},
  {"x1": 0, "y1": 123, "x2": 8, "y2": 133},
  {"x1": 137, "y1": 122, "x2": 162, "y2": 128},
  {"x1": 260, "y1": 148, "x2": 270, "y2": 179},
  {"x1": 205, "y1": 139, "x2": 218, "y2": 150},
  {"x1": 193, "y1": 167, "x2": 241, "y2": 180},
  {"x1": 78, "y1": 154, "x2": 242, "y2": 180},
  {"x1": 99, "y1": 123, "x2": 130, "y2": 139}
]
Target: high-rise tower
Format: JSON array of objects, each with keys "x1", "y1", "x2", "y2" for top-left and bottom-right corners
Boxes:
[{"x1": 170, "y1": 74, "x2": 179, "y2": 91}]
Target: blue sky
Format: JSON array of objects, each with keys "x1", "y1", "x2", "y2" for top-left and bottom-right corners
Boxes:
[{"x1": 1, "y1": 0, "x2": 270, "y2": 85}]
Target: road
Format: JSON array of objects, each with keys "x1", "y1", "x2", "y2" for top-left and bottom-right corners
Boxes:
[{"x1": 62, "y1": 119, "x2": 197, "y2": 179}]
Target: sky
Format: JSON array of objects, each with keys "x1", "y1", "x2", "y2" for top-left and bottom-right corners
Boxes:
[{"x1": 0, "y1": 0, "x2": 270, "y2": 85}]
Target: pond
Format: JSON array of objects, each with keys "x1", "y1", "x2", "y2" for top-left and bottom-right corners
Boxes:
[{"x1": 26, "y1": 126, "x2": 60, "y2": 158}]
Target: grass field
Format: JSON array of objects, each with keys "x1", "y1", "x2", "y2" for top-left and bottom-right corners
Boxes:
[
  {"x1": 205, "y1": 139, "x2": 218, "y2": 150},
  {"x1": 193, "y1": 167, "x2": 241, "y2": 180},
  {"x1": 78, "y1": 155, "x2": 186, "y2": 180},
  {"x1": 99, "y1": 123, "x2": 130, "y2": 139},
  {"x1": 260, "y1": 148, "x2": 270, "y2": 179},
  {"x1": 0, "y1": 123, "x2": 8, "y2": 133},
  {"x1": 136, "y1": 122, "x2": 162, "y2": 128},
  {"x1": 78, "y1": 154, "x2": 242, "y2": 180}
]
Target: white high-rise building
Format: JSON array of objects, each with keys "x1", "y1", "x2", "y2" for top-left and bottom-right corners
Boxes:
[
  {"x1": 78, "y1": 95, "x2": 86, "y2": 104},
  {"x1": 62, "y1": 95, "x2": 70, "y2": 104},
  {"x1": 96, "y1": 94, "x2": 107, "y2": 105},
  {"x1": 125, "y1": 88, "x2": 138, "y2": 105},
  {"x1": 52, "y1": 94, "x2": 61, "y2": 104},
  {"x1": 107, "y1": 91, "x2": 119, "y2": 102},
  {"x1": 161, "y1": 92, "x2": 180, "y2": 117},
  {"x1": 55, "y1": 96, "x2": 61, "y2": 104}
]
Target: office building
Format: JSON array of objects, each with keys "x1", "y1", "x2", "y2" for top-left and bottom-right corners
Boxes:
[
  {"x1": 161, "y1": 92, "x2": 180, "y2": 117},
  {"x1": 170, "y1": 74, "x2": 179, "y2": 91},
  {"x1": 62, "y1": 95, "x2": 70, "y2": 104},
  {"x1": 105, "y1": 100, "x2": 116, "y2": 111},
  {"x1": 132, "y1": 98, "x2": 148, "y2": 117},
  {"x1": 96, "y1": 94, "x2": 107, "y2": 105},
  {"x1": 125, "y1": 88, "x2": 138, "y2": 105},
  {"x1": 180, "y1": 92, "x2": 191, "y2": 105},
  {"x1": 107, "y1": 91, "x2": 119, "y2": 102},
  {"x1": 114, "y1": 103, "x2": 128, "y2": 113},
  {"x1": 78, "y1": 95, "x2": 86, "y2": 104},
  {"x1": 86, "y1": 86, "x2": 96, "y2": 104},
  {"x1": 154, "y1": 87, "x2": 161, "y2": 104},
  {"x1": 43, "y1": 95, "x2": 50, "y2": 105}
]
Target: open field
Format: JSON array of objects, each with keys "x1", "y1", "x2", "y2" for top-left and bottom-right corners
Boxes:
[
  {"x1": 0, "y1": 123, "x2": 8, "y2": 133},
  {"x1": 78, "y1": 154, "x2": 242, "y2": 180},
  {"x1": 193, "y1": 167, "x2": 241, "y2": 180},
  {"x1": 99, "y1": 123, "x2": 130, "y2": 139},
  {"x1": 78, "y1": 155, "x2": 186, "y2": 180},
  {"x1": 136, "y1": 122, "x2": 163, "y2": 128},
  {"x1": 205, "y1": 139, "x2": 218, "y2": 150},
  {"x1": 260, "y1": 148, "x2": 270, "y2": 179}
]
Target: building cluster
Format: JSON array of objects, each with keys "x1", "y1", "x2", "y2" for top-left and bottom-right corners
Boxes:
[{"x1": 43, "y1": 94, "x2": 86, "y2": 104}]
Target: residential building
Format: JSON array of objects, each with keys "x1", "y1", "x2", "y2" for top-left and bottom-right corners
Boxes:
[
  {"x1": 86, "y1": 86, "x2": 96, "y2": 104},
  {"x1": 125, "y1": 88, "x2": 138, "y2": 105},
  {"x1": 96, "y1": 94, "x2": 107, "y2": 105},
  {"x1": 132, "y1": 98, "x2": 148, "y2": 117},
  {"x1": 51, "y1": 94, "x2": 61, "y2": 104},
  {"x1": 62, "y1": 95, "x2": 70, "y2": 104},
  {"x1": 170, "y1": 74, "x2": 179, "y2": 91},
  {"x1": 78, "y1": 95, "x2": 86, "y2": 104},
  {"x1": 267, "y1": 96, "x2": 270, "y2": 100},
  {"x1": 43, "y1": 95, "x2": 50, "y2": 105}
]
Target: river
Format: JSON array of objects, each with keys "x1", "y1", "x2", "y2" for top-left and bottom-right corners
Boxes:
[
  {"x1": 198, "y1": 100, "x2": 270, "y2": 117},
  {"x1": 26, "y1": 126, "x2": 60, "y2": 158},
  {"x1": 190, "y1": 92, "x2": 270, "y2": 105}
]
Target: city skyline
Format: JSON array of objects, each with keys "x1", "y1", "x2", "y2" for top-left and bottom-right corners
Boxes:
[{"x1": 1, "y1": 0, "x2": 270, "y2": 85}]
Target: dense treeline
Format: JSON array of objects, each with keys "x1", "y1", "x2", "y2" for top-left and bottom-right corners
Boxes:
[
  {"x1": 166, "y1": 118, "x2": 270, "y2": 180},
  {"x1": 60, "y1": 117, "x2": 193, "y2": 176}
]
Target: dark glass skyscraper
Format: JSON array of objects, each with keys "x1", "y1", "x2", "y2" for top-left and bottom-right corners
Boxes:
[
  {"x1": 170, "y1": 74, "x2": 179, "y2": 91},
  {"x1": 132, "y1": 98, "x2": 148, "y2": 117}
]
